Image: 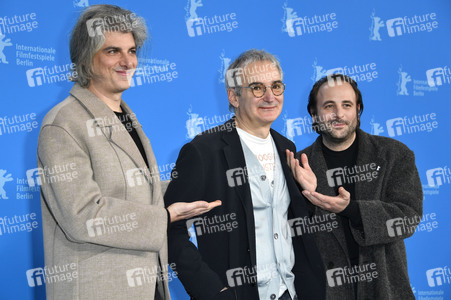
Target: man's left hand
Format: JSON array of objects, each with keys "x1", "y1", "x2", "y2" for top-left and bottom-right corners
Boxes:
[{"x1": 302, "y1": 187, "x2": 350, "y2": 213}]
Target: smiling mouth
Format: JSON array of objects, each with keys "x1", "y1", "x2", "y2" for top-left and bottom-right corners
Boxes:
[
  {"x1": 115, "y1": 69, "x2": 133, "y2": 77},
  {"x1": 330, "y1": 120, "x2": 348, "y2": 127}
]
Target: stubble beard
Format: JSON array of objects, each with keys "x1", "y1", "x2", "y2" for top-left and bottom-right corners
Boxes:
[{"x1": 319, "y1": 117, "x2": 358, "y2": 145}]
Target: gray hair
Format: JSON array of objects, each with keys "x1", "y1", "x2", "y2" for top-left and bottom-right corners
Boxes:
[
  {"x1": 225, "y1": 49, "x2": 283, "y2": 112},
  {"x1": 69, "y1": 4, "x2": 148, "y2": 87}
]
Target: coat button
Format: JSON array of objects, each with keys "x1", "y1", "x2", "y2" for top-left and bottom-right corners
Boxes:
[
  {"x1": 270, "y1": 294, "x2": 276, "y2": 299},
  {"x1": 261, "y1": 175, "x2": 266, "y2": 181},
  {"x1": 327, "y1": 261, "x2": 334, "y2": 269},
  {"x1": 274, "y1": 233, "x2": 278, "y2": 239}
]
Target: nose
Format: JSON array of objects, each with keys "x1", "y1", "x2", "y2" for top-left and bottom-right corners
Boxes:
[
  {"x1": 334, "y1": 106, "x2": 344, "y2": 119},
  {"x1": 120, "y1": 52, "x2": 136, "y2": 69},
  {"x1": 262, "y1": 86, "x2": 276, "y2": 102}
]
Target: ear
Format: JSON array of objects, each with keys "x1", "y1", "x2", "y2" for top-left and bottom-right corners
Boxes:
[{"x1": 227, "y1": 88, "x2": 239, "y2": 110}]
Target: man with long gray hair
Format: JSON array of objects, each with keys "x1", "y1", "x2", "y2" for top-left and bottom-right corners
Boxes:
[
  {"x1": 165, "y1": 49, "x2": 326, "y2": 300},
  {"x1": 38, "y1": 5, "x2": 220, "y2": 299}
]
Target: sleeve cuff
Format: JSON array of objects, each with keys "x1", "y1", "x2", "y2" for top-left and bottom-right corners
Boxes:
[
  {"x1": 338, "y1": 201, "x2": 363, "y2": 228},
  {"x1": 165, "y1": 208, "x2": 171, "y2": 231}
]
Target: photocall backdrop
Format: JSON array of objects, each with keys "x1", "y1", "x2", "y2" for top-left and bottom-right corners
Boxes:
[{"x1": 0, "y1": 0, "x2": 450, "y2": 299}]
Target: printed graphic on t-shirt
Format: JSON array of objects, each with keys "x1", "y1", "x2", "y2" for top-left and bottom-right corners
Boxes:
[{"x1": 255, "y1": 152, "x2": 275, "y2": 172}]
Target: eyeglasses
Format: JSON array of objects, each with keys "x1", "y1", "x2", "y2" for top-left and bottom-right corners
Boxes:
[{"x1": 242, "y1": 82, "x2": 286, "y2": 98}]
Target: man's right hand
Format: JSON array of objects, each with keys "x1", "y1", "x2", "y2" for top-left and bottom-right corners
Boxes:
[
  {"x1": 286, "y1": 150, "x2": 317, "y2": 192},
  {"x1": 167, "y1": 200, "x2": 222, "y2": 223}
]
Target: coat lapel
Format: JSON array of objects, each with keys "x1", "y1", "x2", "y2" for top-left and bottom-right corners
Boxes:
[
  {"x1": 120, "y1": 101, "x2": 163, "y2": 203},
  {"x1": 354, "y1": 129, "x2": 387, "y2": 203},
  {"x1": 221, "y1": 119, "x2": 257, "y2": 267},
  {"x1": 70, "y1": 84, "x2": 155, "y2": 186}
]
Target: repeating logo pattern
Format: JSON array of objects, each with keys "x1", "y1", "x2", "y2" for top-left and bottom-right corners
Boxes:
[{"x1": 0, "y1": 2, "x2": 449, "y2": 300}]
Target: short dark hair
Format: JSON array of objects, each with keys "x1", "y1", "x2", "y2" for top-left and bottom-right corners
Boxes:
[{"x1": 307, "y1": 74, "x2": 364, "y2": 133}]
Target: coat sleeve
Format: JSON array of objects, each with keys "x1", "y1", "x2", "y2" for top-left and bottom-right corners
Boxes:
[
  {"x1": 38, "y1": 125, "x2": 168, "y2": 252},
  {"x1": 351, "y1": 147, "x2": 423, "y2": 246},
  {"x1": 164, "y1": 142, "x2": 231, "y2": 300}
]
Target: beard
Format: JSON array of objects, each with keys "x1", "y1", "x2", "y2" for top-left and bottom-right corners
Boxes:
[{"x1": 317, "y1": 117, "x2": 358, "y2": 144}]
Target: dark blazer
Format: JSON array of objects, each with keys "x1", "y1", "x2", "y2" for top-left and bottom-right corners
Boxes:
[
  {"x1": 298, "y1": 129, "x2": 423, "y2": 300},
  {"x1": 164, "y1": 119, "x2": 326, "y2": 300}
]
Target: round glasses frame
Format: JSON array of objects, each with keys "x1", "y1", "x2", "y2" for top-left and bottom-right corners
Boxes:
[{"x1": 242, "y1": 82, "x2": 286, "y2": 98}]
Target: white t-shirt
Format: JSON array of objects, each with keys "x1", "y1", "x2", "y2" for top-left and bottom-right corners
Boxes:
[{"x1": 236, "y1": 128, "x2": 276, "y2": 190}]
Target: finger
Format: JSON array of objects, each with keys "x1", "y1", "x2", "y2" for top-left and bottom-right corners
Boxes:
[
  {"x1": 189, "y1": 201, "x2": 209, "y2": 209},
  {"x1": 296, "y1": 163, "x2": 313, "y2": 187},
  {"x1": 301, "y1": 153, "x2": 312, "y2": 171},
  {"x1": 304, "y1": 191, "x2": 334, "y2": 211},
  {"x1": 185, "y1": 200, "x2": 222, "y2": 217},
  {"x1": 295, "y1": 159, "x2": 309, "y2": 176},
  {"x1": 291, "y1": 155, "x2": 298, "y2": 170},
  {"x1": 189, "y1": 200, "x2": 221, "y2": 211},
  {"x1": 309, "y1": 192, "x2": 326, "y2": 206},
  {"x1": 184, "y1": 211, "x2": 205, "y2": 219},
  {"x1": 310, "y1": 191, "x2": 331, "y2": 203},
  {"x1": 302, "y1": 190, "x2": 322, "y2": 206},
  {"x1": 286, "y1": 149, "x2": 292, "y2": 167},
  {"x1": 338, "y1": 187, "x2": 350, "y2": 199},
  {"x1": 287, "y1": 149, "x2": 295, "y2": 168},
  {"x1": 177, "y1": 202, "x2": 207, "y2": 218},
  {"x1": 292, "y1": 158, "x2": 300, "y2": 178},
  {"x1": 310, "y1": 191, "x2": 346, "y2": 206},
  {"x1": 311, "y1": 192, "x2": 350, "y2": 212},
  {"x1": 207, "y1": 200, "x2": 222, "y2": 209},
  {"x1": 183, "y1": 207, "x2": 211, "y2": 218}
]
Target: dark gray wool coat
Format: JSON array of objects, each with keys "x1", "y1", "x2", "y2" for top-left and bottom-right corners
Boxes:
[{"x1": 297, "y1": 128, "x2": 423, "y2": 300}]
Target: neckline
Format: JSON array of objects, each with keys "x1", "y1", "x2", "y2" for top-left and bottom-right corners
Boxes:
[
  {"x1": 321, "y1": 134, "x2": 358, "y2": 155},
  {"x1": 236, "y1": 127, "x2": 272, "y2": 143}
]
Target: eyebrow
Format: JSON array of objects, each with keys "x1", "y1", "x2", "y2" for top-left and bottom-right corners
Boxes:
[
  {"x1": 248, "y1": 80, "x2": 283, "y2": 86},
  {"x1": 102, "y1": 46, "x2": 136, "y2": 52},
  {"x1": 322, "y1": 100, "x2": 354, "y2": 105}
]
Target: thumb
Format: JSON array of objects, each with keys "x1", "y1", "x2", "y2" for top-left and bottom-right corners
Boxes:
[{"x1": 338, "y1": 187, "x2": 350, "y2": 199}]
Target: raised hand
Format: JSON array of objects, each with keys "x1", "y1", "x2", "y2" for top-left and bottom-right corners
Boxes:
[{"x1": 286, "y1": 150, "x2": 317, "y2": 192}]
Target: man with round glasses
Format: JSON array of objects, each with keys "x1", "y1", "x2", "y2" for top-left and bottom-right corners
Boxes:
[{"x1": 164, "y1": 49, "x2": 325, "y2": 300}]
